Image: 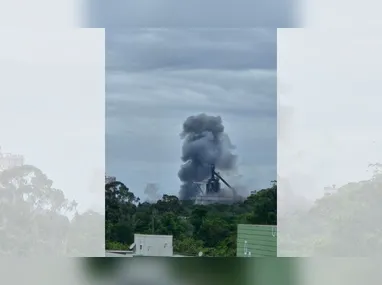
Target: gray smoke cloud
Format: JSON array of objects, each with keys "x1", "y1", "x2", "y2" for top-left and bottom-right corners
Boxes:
[
  {"x1": 178, "y1": 113, "x2": 237, "y2": 200},
  {"x1": 144, "y1": 183, "x2": 161, "y2": 203}
]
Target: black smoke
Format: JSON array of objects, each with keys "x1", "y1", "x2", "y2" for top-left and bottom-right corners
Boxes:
[{"x1": 178, "y1": 113, "x2": 237, "y2": 200}]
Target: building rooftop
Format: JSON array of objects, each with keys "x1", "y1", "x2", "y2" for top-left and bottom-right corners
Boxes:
[{"x1": 105, "y1": 250, "x2": 189, "y2": 257}]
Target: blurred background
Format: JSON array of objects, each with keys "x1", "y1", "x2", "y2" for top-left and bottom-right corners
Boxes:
[
  {"x1": 0, "y1": 258, "x2": 297, "y2": 285},
  {"x1": 2, "y1": 258, "x2": 381, "y2": 285},
  {"x1": 82, "y1": 0, "x2": 298, "y2": 28},
  {"x1": 83, "y1": 258, "x2": 297, "y2": 285},
  {"x1": 4, "y1": 1, "x2": 382, "y2": 285}
]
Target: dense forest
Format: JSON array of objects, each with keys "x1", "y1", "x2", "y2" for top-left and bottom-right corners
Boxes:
[{"x1": 105, "y1": 181, "x2": 277, "y2": 256}]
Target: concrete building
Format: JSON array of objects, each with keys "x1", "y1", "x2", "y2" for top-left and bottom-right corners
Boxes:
[
  {"x1": 132, "y1": 234, "x2": 173, "y2": 256},
  {"x1": 236, "y1": 224, "x2": 277, "y2": 257},
  {"x1": 324, "y1": 185, "x2": 337, "y2": 196},
  {"x1": 105, "y1": 250, "x2": 187, "y2": 257},
  {"x1": 0, "y1": 147, "x2": 24, "y2": 171},
  {"x1": 106, "y1": 234, "x2": 174, "y2": 257},
  {"x1": 106, "y1": 250, "x2": 134, "y2": 257}
]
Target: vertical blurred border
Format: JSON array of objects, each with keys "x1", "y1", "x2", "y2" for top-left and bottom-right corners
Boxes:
[
  {"x1": 0, "y1": 29, "x2": 105, "y2": 256},
  {"x1": 0, "y1": 0, "x2": 82, "y2": 27},
  {"x1": 277, "y1": 28, "x2": 382, "y2": 257},
  {"x1": 299, "y1": 0, "x2": 382, "y2": 27}
]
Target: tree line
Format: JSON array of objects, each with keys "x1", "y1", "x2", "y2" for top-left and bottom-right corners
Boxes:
[
  {"x1": 106, "y1": 180, "x2": 277, "y2": 256},
  {"x1": 279, "y1": 164, "x2": 382, "y2": 256},
  {"x1": 0, "y1": 165, "x2": 104, "y2": 256}
]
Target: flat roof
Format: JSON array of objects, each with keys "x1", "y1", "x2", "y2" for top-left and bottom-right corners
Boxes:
[
  {"x1": 105, "y1": 252, "x2": 133, "y2": 257},
  {"x1": 134, "y1": 234, "x2": 173, "y2": 238}
]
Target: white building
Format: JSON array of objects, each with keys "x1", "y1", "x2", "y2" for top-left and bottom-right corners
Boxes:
[
  {"x1": 0, "y1": 147, "x2": 24, "y2": 171},
  {"x1": 324, "y1": 185, "x2": 337, "y2": 196},
  {"x1": 131, "y1": 234, "x2": 173, "y2": 257},
  {"x1": 105, "y1": 251, "x2": 134, "y2": 257}
]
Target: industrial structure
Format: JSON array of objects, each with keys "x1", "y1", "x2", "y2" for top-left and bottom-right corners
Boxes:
[
  {"x1": 0, "y1": 147, "x2": 24, "y2": 171},
  {"x1": 236, "y1": 224, "x2": 277, "y2": 257},
  {"x1": 105, "y1": 174, "x2": 116, "y2": 184},
  {"x1": 194, "y1": 164, "x2": 239, "y2": 204}
]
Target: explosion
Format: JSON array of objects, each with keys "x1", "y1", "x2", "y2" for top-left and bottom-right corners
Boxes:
[{"x1": 178, "y1": 113, "x2": 237, "y2": 200}]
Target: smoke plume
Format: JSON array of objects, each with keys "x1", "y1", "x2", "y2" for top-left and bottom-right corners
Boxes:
[
  {"x1": 144, "y1": 183, "x2": 161, "y2": 203},
  {"x1": 178, "y1": 113, "x2": 237, "y2": 200}
]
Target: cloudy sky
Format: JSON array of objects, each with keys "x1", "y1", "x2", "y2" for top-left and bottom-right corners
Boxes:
[
  {"x1": 278, "y1": 29, "x2": 382, "y2": 200},
  {"x1": 106, "y1": 28, "x2": 276, "y2": 199},
  {"x1": 0, "y1": 30, "x2": 104, "y2": 214},
  {"x1": 87, "y1": 0, "x2": 296, "y2": 28}
]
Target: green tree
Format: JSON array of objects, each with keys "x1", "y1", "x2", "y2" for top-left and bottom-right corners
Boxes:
[
  {"x1": 105, "y1": 179, "x2": 278, "y2": 256},
  {"x1": 247, "y1": 181, "x2": 277, "y2": 225},
  {"x1": 0, "y1": 165, "x2": 76, "y2": 256},
  {"x1": 105, "y1": 180, "x2": 139, "y2": 246},
  {"x1": 281, "y1": 165, "x2": 382, "y2": 256},
  {"x1": 198, "y1": 216, "x2": 230, "y2": 247}
]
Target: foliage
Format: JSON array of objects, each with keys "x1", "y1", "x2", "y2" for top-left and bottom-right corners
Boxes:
[
  {"x1": 279, "y1": 164, "x2": 382, "y2": 256},
  {"x1": 106, "y1": 181, "x2": 277, "y2": 257},
  {"x1": 0, "y1": 165, "x2": 104, "y2": 256}
]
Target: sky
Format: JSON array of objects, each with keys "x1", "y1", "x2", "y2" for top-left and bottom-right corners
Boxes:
[
  {"x1": 86, "y1": 0, "x2": 296, "y2": 28},
  {"x1": 0, "y1": 30, "x2": 104, "y2": 214},
  {"x1": 106, "y1": 28, "x2": 276, "y2": 199},
  {"x1": 278, "y1": 29, "x2": 382, "y2": 200}
]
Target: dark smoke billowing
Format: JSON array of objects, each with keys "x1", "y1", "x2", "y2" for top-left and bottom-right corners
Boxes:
[{"x1": 178, "y1": 113, "x2": 237, "y2": 200}]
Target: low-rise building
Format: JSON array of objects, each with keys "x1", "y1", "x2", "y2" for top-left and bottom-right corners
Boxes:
[
  {"x1": 131, "y1": 234, "x2": 173, "y2": 256},
  {"x1": 0, "y1": 147, "x2": 24, "y2": 171},
  {"x1": 106, "y1": 234, "x2": 174, "y2": 257},
  {"x1": 236, "y1": 224, "x2": 277, "y2": 257}
]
